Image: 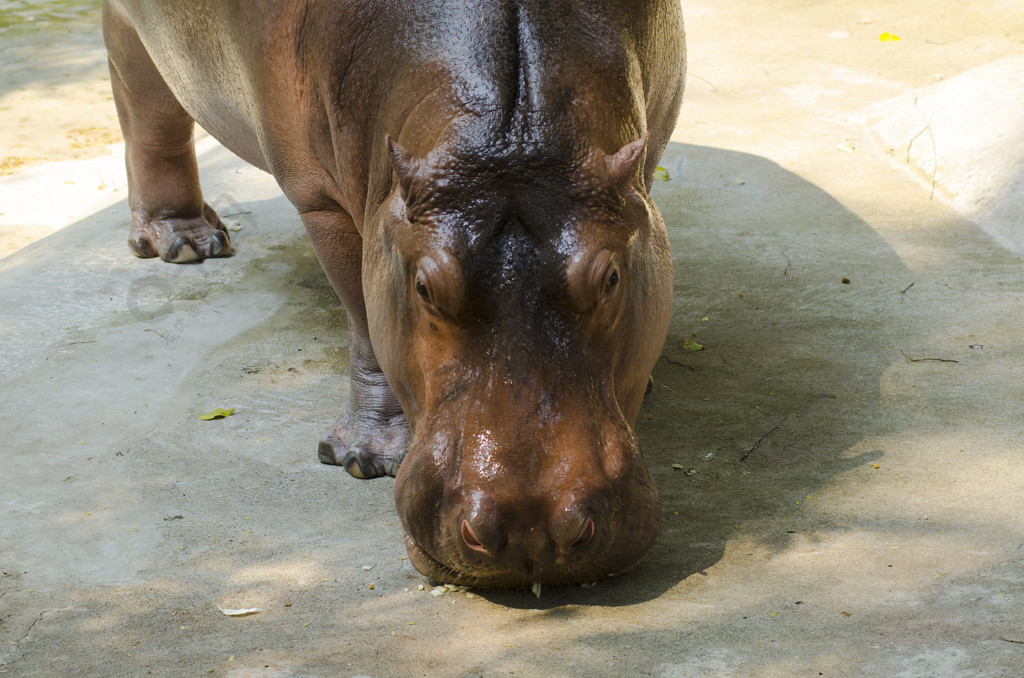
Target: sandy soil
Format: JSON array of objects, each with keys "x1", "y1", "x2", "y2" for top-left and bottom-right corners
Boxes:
[
  {"x1": 0, "y1": 2, "x2": 119, "y2": 172},
  {"x1": 2, "y1": 1, "x2": 1024, "y2": 676},
  {"x1": 0, "y1": 1, "x2": 123, "y2": 259}
]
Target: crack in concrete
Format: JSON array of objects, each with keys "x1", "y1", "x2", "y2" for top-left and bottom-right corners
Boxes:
[
  {"x1": 908, "y1": 94, "x2": 938, "y2": 200},
  {"x1": 15, "y1": 610, "x2": 49, "y2": 646}
]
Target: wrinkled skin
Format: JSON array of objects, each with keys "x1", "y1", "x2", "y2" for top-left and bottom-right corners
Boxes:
[{"x1": 104, "y1": 0, "x2": 685, "y2": 587}]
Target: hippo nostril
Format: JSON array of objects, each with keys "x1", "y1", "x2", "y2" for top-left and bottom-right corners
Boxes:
[
  {"x1": 553, "y1": 512, "x2": 596, "y2": 553},
  {"x1": 572, "y1": 517, "x2": 595, "y2": 548},
  {"x1": 461, "y1": 519, "x2": 487, "y2": 553}
]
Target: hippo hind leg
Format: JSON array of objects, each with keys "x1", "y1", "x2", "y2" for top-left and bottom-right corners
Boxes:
[{"x1": 103, "y1": 2, "x2": 230, "y2": 263}]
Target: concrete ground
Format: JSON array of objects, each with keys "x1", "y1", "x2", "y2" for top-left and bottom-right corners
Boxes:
[{"x1": 2, "y1": 1, "x2": 1023, "y2": 676}]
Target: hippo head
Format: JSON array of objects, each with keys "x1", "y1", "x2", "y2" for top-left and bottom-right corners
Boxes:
[{"x1": 363, "y1": 132, "x2": 673, "y2": 588}]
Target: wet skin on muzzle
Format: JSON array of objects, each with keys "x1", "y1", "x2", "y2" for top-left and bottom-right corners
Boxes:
[{"x1": 104, "y1": 0, "x2": 686, "y2": 587}]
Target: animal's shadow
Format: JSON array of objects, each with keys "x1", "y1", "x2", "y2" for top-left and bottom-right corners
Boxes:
[
  {"x1": 477, "y1": 142, "x2": 902, "y2": 609},
  {"x1": 8, "y1": 138, "x2": 903, "y2": 612}
]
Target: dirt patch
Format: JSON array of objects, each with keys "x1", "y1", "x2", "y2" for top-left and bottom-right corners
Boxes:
[{"x1": 0, "y1": 1, "x2": 121, "y2": 173}]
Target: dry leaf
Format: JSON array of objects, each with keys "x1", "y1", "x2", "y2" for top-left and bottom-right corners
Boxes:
[{"x1": 219, "y1": 607, "x2": 259, "y2": 617}]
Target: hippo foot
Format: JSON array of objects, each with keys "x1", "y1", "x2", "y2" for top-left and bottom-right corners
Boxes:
[
  {"x1": 129, "y1": 203, "x2": 232, "y2": 263},
  {"x1": 318, "y1": 410, "x2": 410, "y2": 479}
]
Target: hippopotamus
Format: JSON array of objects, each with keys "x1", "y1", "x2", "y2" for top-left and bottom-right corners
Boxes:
[{"x1": 104, "y1": 0, "x2": 685, "y2": 587}]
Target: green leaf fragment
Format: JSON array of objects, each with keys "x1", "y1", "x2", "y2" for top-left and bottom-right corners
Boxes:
[
  {"x1": 681, "y1": 338, "x2": 704, "y2": 351},
  {"x1": 198, "y1": 407, "x2": 236, "y2": 420},
  {"x1": 654, "y1": 166, "x2": 670, "y2": 181}
]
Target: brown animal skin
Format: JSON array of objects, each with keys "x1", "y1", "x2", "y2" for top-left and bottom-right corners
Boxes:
[{"x1": 103, "y1": 0, "x2": 685, "y2": 587}]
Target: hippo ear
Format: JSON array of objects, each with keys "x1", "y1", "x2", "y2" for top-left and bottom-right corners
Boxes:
[
  {"x1": 386, "y1": 136, "x2": 425, "y2": 203},
  {"x1": 601, "y1": 134, "x2": 648, "y2": 196}
]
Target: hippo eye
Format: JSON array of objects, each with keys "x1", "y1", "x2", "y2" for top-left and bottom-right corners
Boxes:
[
  {"x1": 413, "y1": 255, "x2": 465, "y2": 318},
  {"x1": 415, "y1": 278, "x2": 430, "y2": 300},
  {"x1": 414, "y1": 271, "x2": 435, "y2": 306},
  {"x1": 604, "y1": 267, "x2": 620, "y2": 295},
  {"x1": 566, "y1": 249, "x2": 622, "y2": 313}
]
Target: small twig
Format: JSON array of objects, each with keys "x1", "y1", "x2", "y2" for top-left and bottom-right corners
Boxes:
[
  {"x1": 1000, "y1": 637, "x2": 1024, "y2": 645},
  {"x1": 740, "y1": 417, "x2": 788, "y2": 463},
  {"x1": 900, "y1": 282, "x2": 915, "y2": 295},
  {"x1": 660, "y1": 356, "x2": 695, "y2": 371},
  {"x1": 687, "y1": 72, "x2": 719, "y2": 92},
  {"x1": 901, "y1": 352, "x2": 954, "y2": 364}
]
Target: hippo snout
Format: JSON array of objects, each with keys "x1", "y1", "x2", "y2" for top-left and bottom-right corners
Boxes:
[
  {"x1": 458, "y1": 499, "x2": 596, "y2": 559},
  {"x1": 394, "y1": 429, "x2": 661, "y2": 588}
]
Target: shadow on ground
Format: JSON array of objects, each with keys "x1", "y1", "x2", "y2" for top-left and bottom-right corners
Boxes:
[
  {"x1": 11, "y1": 140, "x2": 1013, "y2": 676},
  {"x1": 483, "y1": 141, "x2": 904, "y2": 609}
]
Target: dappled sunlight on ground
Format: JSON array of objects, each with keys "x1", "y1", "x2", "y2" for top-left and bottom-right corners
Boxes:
[{"x1": 3, "y1": 0, "x2": 1024, "y2": 675}]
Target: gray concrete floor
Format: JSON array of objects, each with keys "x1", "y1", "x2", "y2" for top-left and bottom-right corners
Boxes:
[{"x1": 2, "y1": 1, "x2": 1023, "y2": 676}]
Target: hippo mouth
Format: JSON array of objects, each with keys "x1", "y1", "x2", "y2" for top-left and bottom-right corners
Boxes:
[
  {"x1": 402, "y1": 532, "x2": 646, "y2": 590},
  {"x1": 395, "y1": 416, "x2": 663, "y2": 589},
  {"x1": 403, "y1": 534, "x2": 478, "y2": 586}
]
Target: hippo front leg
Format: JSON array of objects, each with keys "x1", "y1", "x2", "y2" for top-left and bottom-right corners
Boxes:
[
  {"x1": 104, "y1": 2, "x2": 230, "y2": 263},
  {"x1": 301, "y1": 210, "x2": 410, "y2": 479}
]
